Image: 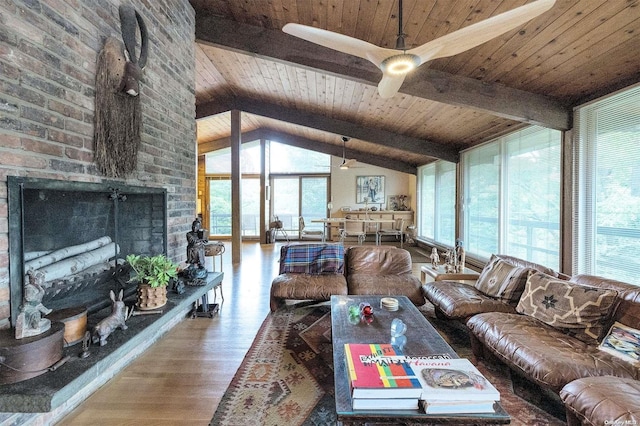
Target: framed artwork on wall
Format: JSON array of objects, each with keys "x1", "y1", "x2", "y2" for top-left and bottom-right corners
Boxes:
[
  {"x1": 356, "y1": 175, "x2": 385, "y2": 204},
  {"x1": 388, "y1": 195, "x2": 411, "y2": 211}
]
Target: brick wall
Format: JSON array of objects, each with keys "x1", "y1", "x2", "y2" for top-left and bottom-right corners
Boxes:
[{"x1": 0, "y1": 0, "x2": 196, "y2": 329}]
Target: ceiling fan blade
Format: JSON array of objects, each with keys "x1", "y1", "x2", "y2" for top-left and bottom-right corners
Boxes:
[
  {"x1": 378, "y1": 73, "x2": 406, "y2": 99},
  {"x1": 408, "y1": 0, "x2": 556, "y2": 63},
  {"x1": 282, "y1": 23, "x2": 393, "y2": 66}
]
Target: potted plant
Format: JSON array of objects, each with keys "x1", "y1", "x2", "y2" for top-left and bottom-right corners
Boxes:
[{"x1": 126, "y1": 254, "x2": 179, "y2": 310}]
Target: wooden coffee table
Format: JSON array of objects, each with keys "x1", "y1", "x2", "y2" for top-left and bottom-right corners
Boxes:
[{"x1": 331, "y1": 295, "x2": 510, "y2": 425}]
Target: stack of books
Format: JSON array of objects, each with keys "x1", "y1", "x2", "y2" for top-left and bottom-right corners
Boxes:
[
  {"x1": 345, "y1": 344, "x2": 500, "y2": 414},
  {"x1": 411, "y1": 358, "x2": 500, "y2": 414},
  {"x1": 344, "y1": 343, "x2": 422, "y2": 410}
]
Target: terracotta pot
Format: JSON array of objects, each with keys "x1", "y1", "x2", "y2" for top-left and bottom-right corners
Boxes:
[{"x1": 136, "y1": 284, "x2": 167, "y2": 310}]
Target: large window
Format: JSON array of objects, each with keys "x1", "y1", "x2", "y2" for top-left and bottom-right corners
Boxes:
[
  {"x1": 462, "y1": 126, "x2": 561, "y2": 268},
  {"x1": 205, "y1": 140, "x2": 330, "y2": 239},
  {"x1": 271, "y1": 175, "x2": 329, "y2": 238},
  {"x1": 463, "y1": 143, "x2": 500, "y2": 258},
  {"x1": 574, "y1": 85, "x2": 640, "y2": 283},
  {"x1": 270, "y1": 143, "x2": 330, "y2": 173},
  {"x1": 418, "y1": 161, "x2": 456, "y2": 247},
  {"x1": 205, "y1": 141, "x2": 261, "y2": 174},
  {"x1": 205, "y1": 141, "x2": 262, "y2": 237}
]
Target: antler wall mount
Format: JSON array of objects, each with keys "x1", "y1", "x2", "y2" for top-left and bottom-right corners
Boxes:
[{"x1": 94, "y1": 5, "x2": 149, "y2": 178}]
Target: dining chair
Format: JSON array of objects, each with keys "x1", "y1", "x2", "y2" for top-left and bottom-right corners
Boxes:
[
  {"x1": 340, "y1": 220, "x2": 366, "y2": 245},
  {"x1": 299, "y1": 216, "x2": 325, "y2": 242},
  {"x1": 269, "y1": 215, "x2": 289, "y2": 242},
  {"x1": 376, "y1": 218, "x2": 405, "y2": 247}
]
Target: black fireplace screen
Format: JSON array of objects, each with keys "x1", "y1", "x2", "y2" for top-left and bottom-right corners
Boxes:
[{"x1": 7, "y1": 177, "x2": 167, "y2": 326}]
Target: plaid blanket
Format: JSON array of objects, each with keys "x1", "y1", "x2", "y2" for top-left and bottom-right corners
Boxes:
[{"x1": 279, "y1": 243, "x2": 344, "y2": 275}]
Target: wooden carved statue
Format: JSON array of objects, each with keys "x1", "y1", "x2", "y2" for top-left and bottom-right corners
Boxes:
[
  {"x1": 15, "y1": 270, "x2": 52, "y2": 339},
  {"x1": 94, "y1": 5, "x2": 149, "y2": 178},
  {"x1": 185, "y1": 218, "x2": 208, "y2": 281},
  {"x1": 187, "y1": 218, "x2": 206, "y2": 267},
  {"x1": 429, "y1": 248, "x2": 440, "y2": 270},
  {"x1": 455, "y1": 239, "x2": 466, "y2": 272}
]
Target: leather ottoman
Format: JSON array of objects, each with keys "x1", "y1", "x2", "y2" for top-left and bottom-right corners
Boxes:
[{"x1": 560, "y1": 376, "x2": 640, "y2": 426}]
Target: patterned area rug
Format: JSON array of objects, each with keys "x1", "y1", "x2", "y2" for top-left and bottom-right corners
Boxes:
[
  {"x1": 210, "y1": 304, "x2": 336, "y2": 426},
  {"x1": 211, "y1": 302, "x2": 566, "y2": 426}
]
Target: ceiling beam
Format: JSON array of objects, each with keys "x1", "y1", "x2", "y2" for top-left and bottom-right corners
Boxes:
[
  {"x1": 194, "y1": 13, "x2": 571, "y2": 131},
  {"x1": 197, "y1": 128, "x2": 418, "y2": 175},
  {"x1": 197, "y1": 96, "x2": 457, "y2": 163}
]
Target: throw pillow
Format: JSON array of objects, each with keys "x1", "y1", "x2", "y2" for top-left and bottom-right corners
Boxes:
[
  {"x1": 516, "y1": 272, "x2": 619, "y2": 344},
  {"x1": 280, "y1": 243, "x2": 344, "y2": 275},
  {"x1": 474, "y1": 255, "x2": 530, "y2": 303},
  {"x1": 598, "y1": 321, "x2": 640, "y2": 365}
]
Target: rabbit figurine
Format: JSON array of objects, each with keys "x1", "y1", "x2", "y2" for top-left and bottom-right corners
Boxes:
[{"x1": 93, "y1": 289, "x2": 128, "y2": 346}]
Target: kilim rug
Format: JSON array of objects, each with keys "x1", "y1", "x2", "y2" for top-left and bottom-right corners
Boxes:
[
  {"x1": 210, "y1": 304, "x2": 336, "y2": 426},
  {"x1": 211, "y1": 302, "x2": 566, "y2": 426}
]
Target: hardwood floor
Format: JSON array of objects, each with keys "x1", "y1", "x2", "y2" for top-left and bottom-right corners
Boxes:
[
  {"x1": 60, "y1": 241, "x2": 426, "y2": 425},
  {"x1": 59, "y1": 242, "x2": 283, "y2": 425}
]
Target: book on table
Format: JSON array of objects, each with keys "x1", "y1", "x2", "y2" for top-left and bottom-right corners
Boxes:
[
  {"x1": 407, "y1": 357, "x2": 500, "y2": 413},
  {"x1": 418, "y1": 399, "x2": 497, "y2": 414},
  {"x1": 352, "y1": 398, "x2": 419, "y2": 411},
  {"x1": 344, "y1": 343, "x2": 422, "y2": 400}
]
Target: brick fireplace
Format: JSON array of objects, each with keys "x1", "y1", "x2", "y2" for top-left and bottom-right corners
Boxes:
[
  {"x1": 0, "y1": 0, "x2": 198, "y2": 331},
  {"x1": 7, "y1": 176, "x2": 167, "y2": 326},
  {"x1": 0, "y1": 0, "x2": 198, "y2": 422}
]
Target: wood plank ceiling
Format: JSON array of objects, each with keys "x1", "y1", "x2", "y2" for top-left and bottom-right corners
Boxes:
[{"x1": 190, "y1": 0, "x2": 640, "y2": 173}]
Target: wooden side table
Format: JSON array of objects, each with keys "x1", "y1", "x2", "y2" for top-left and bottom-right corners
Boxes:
[{"x1": 420, "y1": 264, "x2": 480, "y2": 283}]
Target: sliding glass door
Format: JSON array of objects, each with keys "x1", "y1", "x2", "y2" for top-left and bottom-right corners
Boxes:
[
  {"x1": 208, "y1": 178, "x2": 231, "y2": 236},
  {"x1": 207, "y1": 176, "x2": 261, "y2": 238},
  {"x1": 271, "y1": 175, "x2": 329, "y2": 238}
]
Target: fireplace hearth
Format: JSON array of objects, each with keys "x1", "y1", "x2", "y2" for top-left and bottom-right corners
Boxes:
[{"x1": 8, "y1": 177, "x2": 167, "y2": 327}]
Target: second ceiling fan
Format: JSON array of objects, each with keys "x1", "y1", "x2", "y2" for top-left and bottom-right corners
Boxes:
[
  {"x1": 283, "y1": 0, "x2": 556, "y2": 99},
  {"x1": 338, "y1": 136, "x2": 361, "y2": 170}
]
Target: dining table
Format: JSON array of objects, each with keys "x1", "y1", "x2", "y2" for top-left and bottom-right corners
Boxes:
[{"x1": 311, "y1": 217, "x2": 396, "y2": 242}]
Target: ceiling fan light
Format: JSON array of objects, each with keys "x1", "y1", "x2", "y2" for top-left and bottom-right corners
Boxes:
[{"x1": 381, "y1": 54, "x2": 420, "y2": 75}]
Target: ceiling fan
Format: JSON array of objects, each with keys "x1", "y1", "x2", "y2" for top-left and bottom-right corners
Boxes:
[
  {"x1": 283, "y1": 0, "x2": 556, "y2": 99},
  {"x1": 338, "y1": 136, "x2": 361, "y2": 170}
]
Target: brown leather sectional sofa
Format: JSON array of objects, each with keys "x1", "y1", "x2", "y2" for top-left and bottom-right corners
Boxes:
[
  {"x1": 270, "y1": 244, "x2": 423, "y2": 312},
  {"x1": 424, "y1": 254, "x2": 640, "y2": 425},
  {"x1": 423, "y1": 254, "x2": 559, "y2": 321}
]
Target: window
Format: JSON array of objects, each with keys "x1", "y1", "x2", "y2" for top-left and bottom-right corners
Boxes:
[
  {"x1": 270, "y1": 142, "x2": 330, "y2": 173},
  {"x1": 271, "y1": 175, "x2": 329, "y2": 237},
  {"x1": 205, "y1": 140, "x2": 261, "y2": 174},
  {"x1": 463, "y1": 143, "x2": 500, "y2": 258},
  {"x1": 574, "y1": 85, "x2": 640, "y2": 283},
  {"x1": 462, "y1": 126, "x2": 561, "y2": 268},
  {"x1": 418, "y1": 161, "x2": 456, "y2": 247}
]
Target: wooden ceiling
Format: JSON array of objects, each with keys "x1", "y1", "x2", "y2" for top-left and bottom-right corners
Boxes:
[{"x1": 190, "y1": 0, "x2": 640, "y2": 173}]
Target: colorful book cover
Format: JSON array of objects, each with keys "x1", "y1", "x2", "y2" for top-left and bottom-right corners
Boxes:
[
  {"x1": 344, "y1": 343, "x2": 423, "y2": 399},
  {"x1": 407, "y1": 358, "x2": 500, "y2": 402}
]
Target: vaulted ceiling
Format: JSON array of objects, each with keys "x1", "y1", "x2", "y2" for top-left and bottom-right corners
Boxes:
[{"x1": 190, "y1": 0, "x2": 640, "y2": 174}]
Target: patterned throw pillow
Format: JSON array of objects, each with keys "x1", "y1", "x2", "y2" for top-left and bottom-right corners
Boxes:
[
  {"x1": 516, "y1": 272, "x2": 619, "y2": 344},
  {"x1": 474, "y1": 255, "x2": 530, "y2": 303},
  {"x1": 280, "y1": 243, "x2": 345, "y2": 275}
]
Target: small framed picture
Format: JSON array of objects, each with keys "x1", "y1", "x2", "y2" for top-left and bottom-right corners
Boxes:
[
  {"x1": 356, "y1": 176, "x2": 385, "y2": 204},
  {"x1": 388, "y1": 195, "x2": 411, "y2": 211}
]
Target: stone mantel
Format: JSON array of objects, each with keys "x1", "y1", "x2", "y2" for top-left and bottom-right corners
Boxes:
[{"x1": 0, "y1": 273, "x2": 222, "y2": 424}]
